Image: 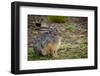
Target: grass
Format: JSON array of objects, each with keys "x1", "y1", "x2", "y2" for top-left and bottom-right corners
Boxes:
[
  {"x1": 48, "y1": 16, "x2": 67, "y2": 23},
  {"x1": 65, "y1": 23, "x2": 78, "y2": 32},
  {"x1": 28, "y1": 42, "x2": 87, "y2": 61},
  {"x1": 28, "y1": 26, "x2": 88, "y2": 61},
  {"x1": 28, "y1": 48, "x2": 54, "y2": 61},
  {"x1": 28, "y1": 21, "x2": 88, "y2": 61}
]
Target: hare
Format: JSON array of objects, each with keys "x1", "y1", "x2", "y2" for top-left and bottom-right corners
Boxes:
[{"x1": 33, "y1": 24, "x2": 65, "y2": 58}]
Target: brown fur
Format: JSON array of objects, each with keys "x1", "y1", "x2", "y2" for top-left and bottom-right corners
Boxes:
[
  {"x1": 33, "y1": 24, "x2": 65, "y2": 58},
  {"x1": 41, "y1": 37, "x2": 61, "y2": 58}
]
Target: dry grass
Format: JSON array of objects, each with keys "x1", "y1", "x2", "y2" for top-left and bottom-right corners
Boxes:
[{"x1": 28, "y1": 23, "x2": 88, "y2": 61}]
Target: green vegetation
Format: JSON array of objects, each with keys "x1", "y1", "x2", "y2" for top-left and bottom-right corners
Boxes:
[
  {"x1": 28, "y1": 28, "x2": 88, "y2": 60},
  {"x1": 48, "y1": 16, "x2": 67, "y2": 23},
  {"x1": 28, "y1": 16, "x2": 88, "y2": 61},
  {"x1": 65, "y1": 23, "x2": 78, "y2": 32},
  {"x1": 28, "y1": 48, "x2": 54, "y2": 61}
]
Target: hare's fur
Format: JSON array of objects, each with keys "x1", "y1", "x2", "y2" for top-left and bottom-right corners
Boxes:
[{"x1": 33, "y1": 24, "x2": 63, "y2": 58}]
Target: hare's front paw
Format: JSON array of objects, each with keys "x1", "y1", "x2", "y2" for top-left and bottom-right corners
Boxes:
[{"x1": 41, "y1": 49, "x2": 47, "y2": 56}]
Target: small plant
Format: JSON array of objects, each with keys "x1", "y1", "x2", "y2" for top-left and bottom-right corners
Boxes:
[
  {"x1": 48, "y1": 16, "x2": 67, "y2": 23},
  {"x1": 65, "y1": 23, "x2": 78, "y2": 32}
]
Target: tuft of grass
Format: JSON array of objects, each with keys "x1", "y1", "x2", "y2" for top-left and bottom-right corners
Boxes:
[
  {"x1": 65, "y1": 23, "x2": 78, "y2": 32},
  {"x1": 48, "y1": 16, "x2": 67, "y2": 23},
  {"x1": 28, "y1": 48, "x2": 53, "y2": 61}
]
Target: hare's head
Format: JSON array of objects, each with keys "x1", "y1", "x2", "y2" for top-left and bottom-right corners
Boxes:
[{"x1": 48, "y1": 24, "x2": 65, "y2": 36}]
